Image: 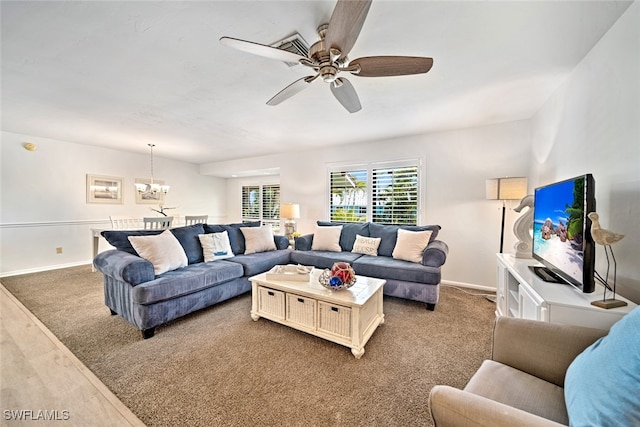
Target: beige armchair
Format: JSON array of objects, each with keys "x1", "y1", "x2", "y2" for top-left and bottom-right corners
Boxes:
[{"x1": 429, "y1": 317, "x2": 607, "y2": 426}]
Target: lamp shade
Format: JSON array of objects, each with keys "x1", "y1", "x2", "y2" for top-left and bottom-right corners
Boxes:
[
  {"x1": 280, "y1": 203, "x2": 300, "y2": 219},
  {"x1": 486, "y1": 177, "x2": 528, "y2": 201}
]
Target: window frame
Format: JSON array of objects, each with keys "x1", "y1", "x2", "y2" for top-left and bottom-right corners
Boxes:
[
  {"x1": 241, "y1": 181, "x2": 281, "y2": 231},
  {"x1": 326, "y1": 158, "x2": 422, "y2": 225}
]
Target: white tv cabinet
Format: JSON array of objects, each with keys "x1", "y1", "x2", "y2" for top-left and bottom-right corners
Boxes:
[{"x1": 496, "y1": 254, "x2": 636, "y2": 330}]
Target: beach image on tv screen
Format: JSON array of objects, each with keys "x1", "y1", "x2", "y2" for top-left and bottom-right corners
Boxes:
[{"x1": 533, "y1": 177, "x2": 586, "y2": 283}]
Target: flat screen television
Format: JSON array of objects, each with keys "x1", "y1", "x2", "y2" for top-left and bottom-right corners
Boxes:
[{"x1": 532, "y1": 174, "x2": 596, "y2": 293}]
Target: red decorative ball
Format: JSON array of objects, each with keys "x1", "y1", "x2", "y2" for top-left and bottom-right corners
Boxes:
[{"x1": 331, "y1": 262, "x2": 355, "y2": 285}]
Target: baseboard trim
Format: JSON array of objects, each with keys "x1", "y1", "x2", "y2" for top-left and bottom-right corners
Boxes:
[
  {"x1": 441, "y1": 279, "x2": 496, "y2": 293},
  {"x1": 0, "y1": 261, "x2": 93, "y2": 278}
]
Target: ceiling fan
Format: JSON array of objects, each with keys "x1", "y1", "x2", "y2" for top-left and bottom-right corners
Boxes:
[{"x1": 219, "y1": 0, "x2": 433, "y2": 113}]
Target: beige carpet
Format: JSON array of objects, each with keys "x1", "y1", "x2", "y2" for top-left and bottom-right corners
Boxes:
[{"x1": 2, "y1": 265, "x2": 496, "y2": 426}]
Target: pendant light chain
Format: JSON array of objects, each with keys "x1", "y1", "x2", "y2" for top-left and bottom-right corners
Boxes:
[{"x1": 149, "y1": 143, "x2": 155, "y2": 185}]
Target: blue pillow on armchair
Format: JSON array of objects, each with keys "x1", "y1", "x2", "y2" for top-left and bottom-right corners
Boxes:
[{"x1": 564, "y1": 306, "x2": 640, "y2": 426}]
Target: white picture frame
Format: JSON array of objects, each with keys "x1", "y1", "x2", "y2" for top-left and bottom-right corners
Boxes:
[{"x1": 86, "y1": 174, "x2": 123, "y2": 204}]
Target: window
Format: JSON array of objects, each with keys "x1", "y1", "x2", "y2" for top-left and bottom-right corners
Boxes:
[
  {"x1": 330, "y1": 169, "x2": 367, "y2": 222},
  {"x1": 328, "y1": 161, "x2": 420, "y2": 225},
  {"x1": 242, "y1": 184, "x2": 281, "y2": 230},
  {"x1": 372, "y1": 165, "x2": 419, "y2": 225}
]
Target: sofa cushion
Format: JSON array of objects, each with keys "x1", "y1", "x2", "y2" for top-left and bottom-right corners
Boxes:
[
  {"x1": 128, "y1": 230, "x2": 188, "y2": 275},
  {"x1": 199, "y1": 231, "x2": 234, "y2": 261},
  {"x1": 227, "y1": 249, "x2": 292, "y2": 277},
  {"x1": 352, "y1": 255, "x2": 440, "y2": 284},
  {"x1": 222, "y1": 222, "x2": 261, "y2": 255},
  {"x1": 369, "y1": 223, "x2": 441, "y2": 257},
  {"x1": 241, "y1": 225, "x2": 277, "y2": 254},
  {"x1": 101, "y1": 224, "x2": 205, "y2": 263},
  {"x1": 564, "y1": 306, "x2": 640, "y2": 426},
  {"x1": 170, "y1": 224, "x2": 205, "y2": 264},
  {"x1": 290, "y1": 250, "x2": 362, "y2": 270},
  {"x1": 131, "y1": 260, "x2": 244, "y2": 305},
  {"x1": 102, "y1": 229, "x2": 162, "y2": 254},
  {"x1": 311, "y1": 225, "x2": 342, "y2": 252},
  {"x1": 317, "y1": 221, "x2": 369, "y2": 251},
  {"x1": 352, "y1": 234, "x2": 381, "y2": 256},
  {"x1": 464, "y1": 360, "x2": 568, "y2": 425},
  {"x1": 392, "y1": 228, "x2": 433, "y2": 263},
  {"x1": 203, "y1": 224, "x2": 225, "y2": 234}
]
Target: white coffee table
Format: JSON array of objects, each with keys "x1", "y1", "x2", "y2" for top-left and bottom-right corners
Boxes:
[{"x1": 249, "y1": 268, "x2": 385, "y2": 359}]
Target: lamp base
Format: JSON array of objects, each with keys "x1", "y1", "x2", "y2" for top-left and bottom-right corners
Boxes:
[
  {"x1": 591, "y1": 299, "x2": 628, "y2": 309},
  {"x1": 284, "y1": 220, "x2": 296, "y2": 241}
]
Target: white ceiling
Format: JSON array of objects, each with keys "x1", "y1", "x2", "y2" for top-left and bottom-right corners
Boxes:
[{"x1": 1, "y1": 1, "x2": 633, "y2": 165}]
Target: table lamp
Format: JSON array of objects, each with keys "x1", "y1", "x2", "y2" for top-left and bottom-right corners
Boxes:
[{"x1": 280, "y1": 203, "x2": 300, "y2": 241}]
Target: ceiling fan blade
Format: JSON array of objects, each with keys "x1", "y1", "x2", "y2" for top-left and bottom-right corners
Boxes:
[
  {"x1": 325, "y1": 0, "x2": 372, "y2": 59},
  {"x1": 266, "y1": 76, "x2": 315, "y2": 106},
  {"x1": 350, "y1": 56, "x2": 434, "y2": 77},
  {"x1": 220, "y1": 36, "x2": 307, "y2": 64},
  {"x1": 330, "y1": 78, "x2": 361, "y2": 113}
]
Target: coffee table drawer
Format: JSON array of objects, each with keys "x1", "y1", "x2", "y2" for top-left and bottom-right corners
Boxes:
[
  {"x1": 257, "y1": 286, "x2": 285, "y2": 320},
  {"x1": 318, "y1": 301, "x2": 351, "y2": 338},
  {"x1": 286, "y1": 294, "x2": 316, "y2": 328}
]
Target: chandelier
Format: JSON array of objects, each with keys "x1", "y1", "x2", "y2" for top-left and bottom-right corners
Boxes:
[{"x1": 135, "y1": 144, "x2": 170, "y2": 196}]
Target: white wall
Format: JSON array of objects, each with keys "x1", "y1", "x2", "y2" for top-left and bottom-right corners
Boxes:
[
  {"x1": 0, "y1": 131, "x2": 227, "y2": 275},
  {"x1": 205, "y1": 120, "x2": 532, "y2": 290},
  {"x1": 530, "y1": 1, "x2": 640, "y2": 303}
]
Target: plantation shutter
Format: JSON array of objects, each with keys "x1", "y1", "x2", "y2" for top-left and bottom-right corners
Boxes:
[
  {"x1": 329, "y1": 169, "x2": 368, "y2": 223},
  {"x1": 241, "y1": 186, "x2": 260, "y2": 221},
  {"x1": 262, "y1": 184, "x2": 281, "y2": 228},
  {"x1": 371, "y1": 165, "x2": 419, "y2": 225}
]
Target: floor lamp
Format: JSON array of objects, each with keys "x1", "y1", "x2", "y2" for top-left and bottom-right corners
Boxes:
[{"x1": 486, "y1": 177, "x2": 528, "y2": 253}]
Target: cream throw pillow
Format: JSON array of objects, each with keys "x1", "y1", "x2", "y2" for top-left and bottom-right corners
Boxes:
[
  {"x1": 352, "y1": 234, "x2": 381, "y2": 256},
  {"x1": 311, "y1": 225, "x2": 343, "y2": 252},
  {"x1": 198, "y1": 231, "x2": 235, "y2": 261},
  {"x1": 241, "y1": 225, "x2": 277, "y2": 254},
  {"x1": 392, "y1": 228, "x2": 433, "y2": 263},
  {"x1": 128, "y1": 230, "x2": 188, "y2": 275}
]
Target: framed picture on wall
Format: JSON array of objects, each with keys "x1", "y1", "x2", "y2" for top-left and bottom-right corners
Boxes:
[
  {"x1": 86, "y1": 174, "x2": 123, "y2": 204},
  {"x1": 135, "y1": 178, "x2": 167, "y2": 204}
]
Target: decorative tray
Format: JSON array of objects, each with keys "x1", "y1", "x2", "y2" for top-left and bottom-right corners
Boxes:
[{"x1": 265, "y1": 264, "x2": 313, "y2": 282}]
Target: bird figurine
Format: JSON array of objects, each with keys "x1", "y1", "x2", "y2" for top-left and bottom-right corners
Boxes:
[
  {"x1": 587, "y1": 212, "x2": 627, "y2": 309},
  {"x1": 588, "y1": 212, "x2": 624, "y2": 246}
]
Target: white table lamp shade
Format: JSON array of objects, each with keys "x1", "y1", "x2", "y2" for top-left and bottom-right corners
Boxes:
[{"x1": 281, "y1": 203, "x2": 300, "y2": 219}]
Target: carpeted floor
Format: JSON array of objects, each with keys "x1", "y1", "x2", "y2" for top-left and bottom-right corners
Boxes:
[{"x1": 2, "y1": 265, "x2": 496, "y2": 426}]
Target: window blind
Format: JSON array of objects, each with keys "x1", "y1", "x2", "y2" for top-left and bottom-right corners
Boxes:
[{"x1": 371, "y1": 165, "x2": 418, "y2": 225}]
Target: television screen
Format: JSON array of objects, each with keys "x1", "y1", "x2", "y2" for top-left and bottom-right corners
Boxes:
[{"x1": 532, "y1": 174, "x2": 595, "y2": 293}]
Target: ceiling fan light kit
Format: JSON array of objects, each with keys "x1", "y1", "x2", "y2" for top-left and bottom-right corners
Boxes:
[{"x1": 219, "y1": 0, "x2": 433, "y2": 113}]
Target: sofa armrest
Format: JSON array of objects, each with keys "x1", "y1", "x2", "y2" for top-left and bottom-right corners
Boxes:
[
  {"x1": 294, "y1": 234, "x2": 313, "y2": 251},
  {"x1": 273, "y1": 235, "x2": 290, "y2": 250},
  {"x1": 429, "y1": 385, "x2": 565, "y2": 427},
  {"x1": 93, "y1": 250, "x2": 155, "y2": 286},
  {"x1": 422, "y1": 239, "x2": 448, "y2": 267},
  {"x1": 491, "y1": 316, "x2": 607, "y2": 387}
]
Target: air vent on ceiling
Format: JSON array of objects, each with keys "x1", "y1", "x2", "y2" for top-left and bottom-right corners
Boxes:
[{"x1": 271, "y1": 33, "x2": 309, "y2": 67}]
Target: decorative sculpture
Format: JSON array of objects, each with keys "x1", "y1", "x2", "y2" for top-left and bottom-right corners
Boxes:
[
  {"x1": 587, "y1": 212, "x2": 627, "y2": 309},
  {"x1": 319, "y1": 262, "x2": 356, "y2": 291},
  {"x1": 513, "y1": 195, "x2": 534, "y2": 258}
]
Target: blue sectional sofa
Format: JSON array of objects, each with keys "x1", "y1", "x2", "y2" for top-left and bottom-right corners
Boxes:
[
  {"x1": 93, "y1": 222, "x2": 290, "y2": 338},
  {"x1": 93, "y1": 221, "x2": 448, "y2": 339},
  {"x1": 291, "y1": 221, "x2": 448, "y2": 310}
]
